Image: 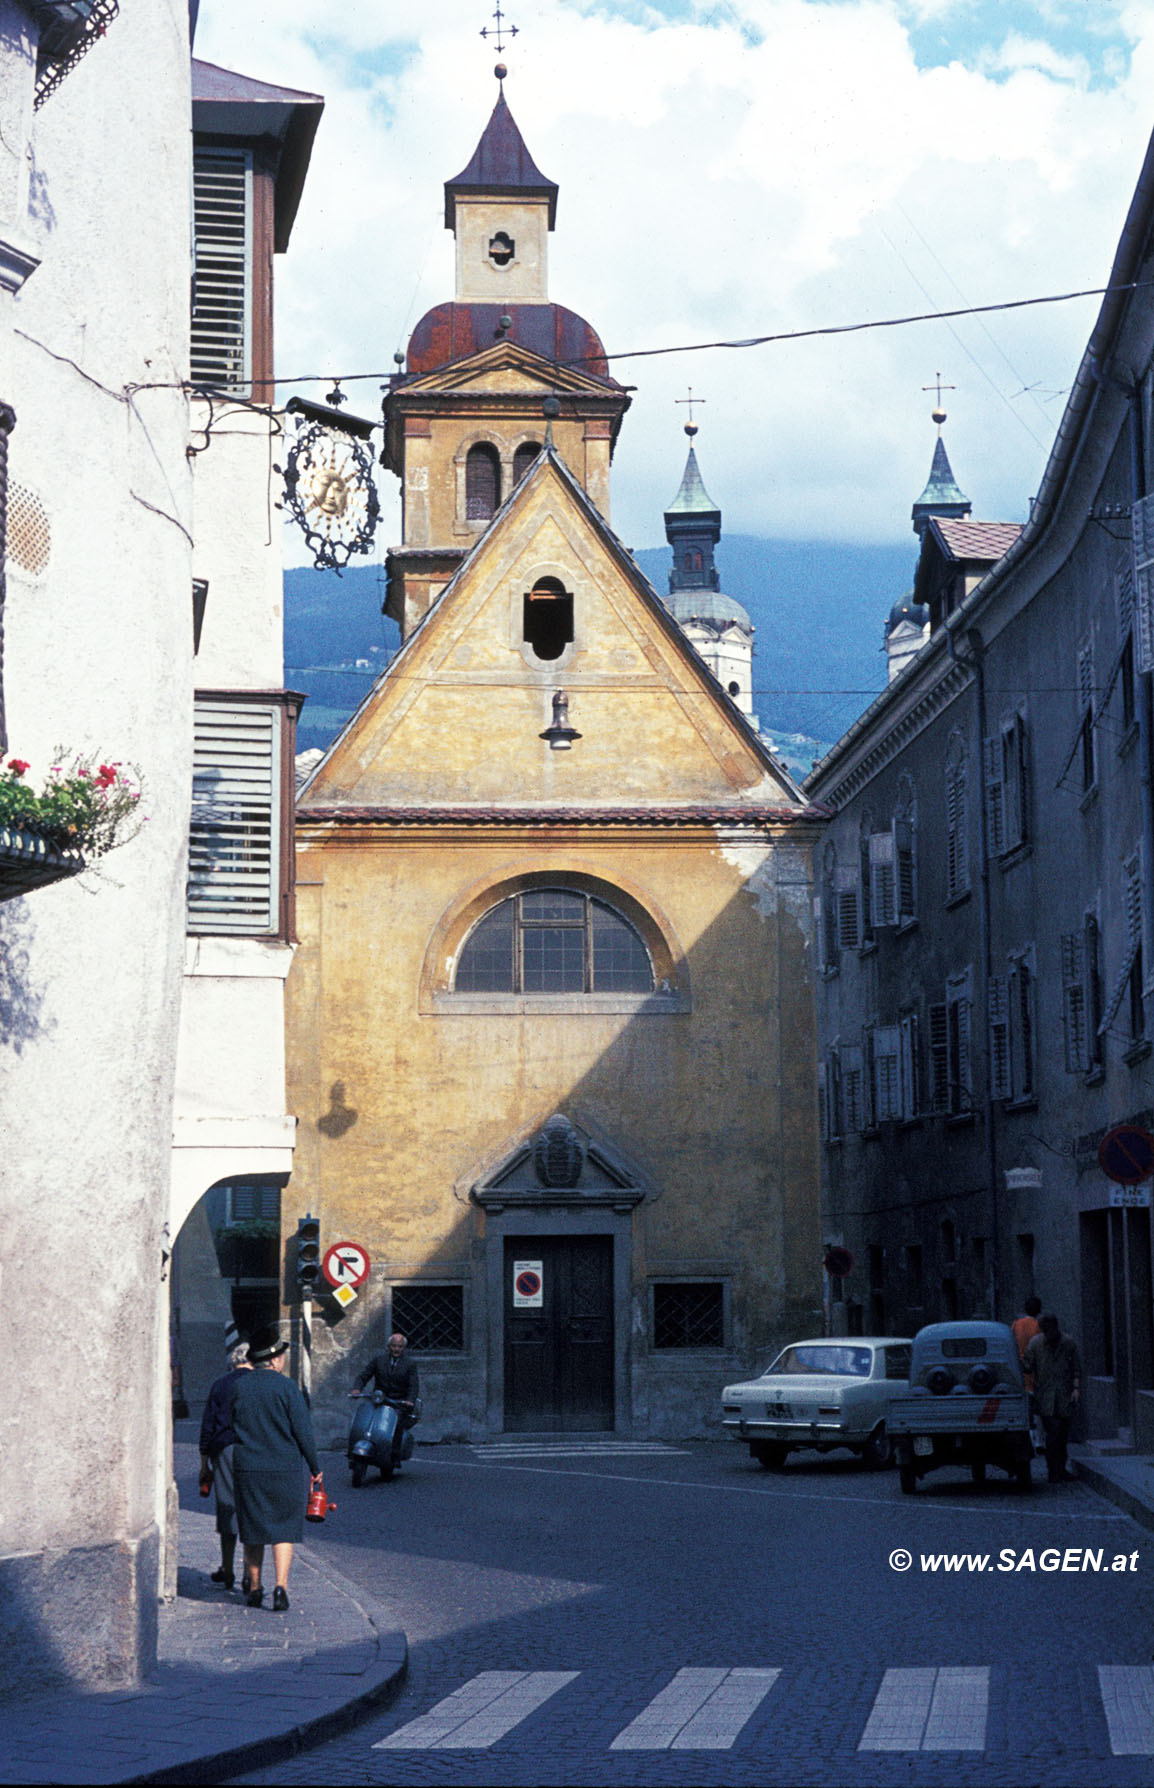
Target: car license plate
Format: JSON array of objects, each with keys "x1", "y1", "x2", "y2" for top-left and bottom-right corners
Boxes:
[
  {"x1": 913, "y1": 1436, "x2": 934, "y2": 1457},
  {"x1": 766, "y1": 1401, "x2": 791, "y2": 1419}
]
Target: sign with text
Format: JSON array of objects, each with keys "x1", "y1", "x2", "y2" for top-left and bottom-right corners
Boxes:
[
  {"x1": 1109, "y1": 1183, "x2": 1152, "y2": 1209},
  {"x1": 513, "y1": 1260, "x2": 544, "y2": 1307}
]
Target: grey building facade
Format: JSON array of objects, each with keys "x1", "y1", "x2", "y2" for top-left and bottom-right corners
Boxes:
[{"x1": 806, "y1": 126, "x2": 1154, "y2": 1453}]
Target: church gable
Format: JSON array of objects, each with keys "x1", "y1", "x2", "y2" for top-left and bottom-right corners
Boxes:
[
  {"x1": 305, "y1": 452, "x2": 802, "y2": 811},
  {"x1": 398, "y1": 339, "x2": 617, "y2": 401}
]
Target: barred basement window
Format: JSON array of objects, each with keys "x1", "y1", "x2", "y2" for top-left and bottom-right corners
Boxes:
[
  {"x1": 653, "y1": 1282, "x2": 724, "y2": 1349},
  {"x1": 391, "y1": 1284, "x2": 465, "y2": 1351},
  {"x1": 191, "y1": 149, "x2": 252, "y2": 391},
  {"x1": 188, "y1": 701, "x2": 280, "y2": 935}
]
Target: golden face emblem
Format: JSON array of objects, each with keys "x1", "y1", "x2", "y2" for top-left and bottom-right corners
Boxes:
[{"x1": 309, "y1": 467, "x2": 349, "y2": 518}]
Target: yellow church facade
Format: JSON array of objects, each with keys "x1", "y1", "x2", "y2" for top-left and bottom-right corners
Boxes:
[{"x1": 285, "y1": 86, "x2": 823, "y2": 1441}]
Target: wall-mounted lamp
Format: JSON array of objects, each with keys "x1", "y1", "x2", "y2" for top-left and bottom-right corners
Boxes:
[{"x1": 540, "y1": 689, "x2": 580, "y2": 750}]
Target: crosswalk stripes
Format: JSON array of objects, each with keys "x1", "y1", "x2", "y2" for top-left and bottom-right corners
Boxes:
[
  {"x1": 859, "y1": 1666, "x2": 988, "y2": 1752},
  {"x1": 371, "y1": 1662, "x2": 1154, "y2": 1755},
  {"x1": 1099, "y1": 1666, "x2": 1154, "y2": 1755},
  {"x1": 610, "y1": 1667, "x2": 781, "y2": 1750},
  {"x1": 372, "y1": 1671, "x2": 579, "y2": 1751}
]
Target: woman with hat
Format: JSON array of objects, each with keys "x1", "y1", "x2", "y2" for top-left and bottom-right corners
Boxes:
[{"x1": 230, "y1": 1323, "x2": 322, "y2": 1611}]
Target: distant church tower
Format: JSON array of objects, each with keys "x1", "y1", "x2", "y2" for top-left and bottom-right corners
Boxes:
[
  {"x1": 885, "y1": 399, "x2": 971, "y2": 681},
  {"x1": 662, "y1": 423, "x2": 757, "y2": 726}
]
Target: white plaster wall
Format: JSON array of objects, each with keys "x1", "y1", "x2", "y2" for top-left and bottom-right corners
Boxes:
[
  {"x1": 454, "y1": 197, "x2": 550, "y2": 303},
  {"x1": 0, "y1": 0, "x2": 192, "y2": 1688},
  {"x1": 189, "y1": 403, "x2": 285, "y2": 689}
]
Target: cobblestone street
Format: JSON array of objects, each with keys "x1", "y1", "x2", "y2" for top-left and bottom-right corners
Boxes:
[{"x1": 224, "y1": 1439, "x2": 1154, "y2": 1787}]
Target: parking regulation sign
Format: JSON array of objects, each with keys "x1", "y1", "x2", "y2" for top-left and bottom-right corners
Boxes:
[
  {"x1": 513, "y1": 1260, "x2": 544, "y2": 1308},
  {"x1": 322, "y1": 1242, "x2": 371, "y2": 1289}
]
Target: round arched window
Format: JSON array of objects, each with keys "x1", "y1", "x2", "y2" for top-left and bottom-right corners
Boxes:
[
  {"x1": 455, "y1": 888, "x2": 654, "y2": 993},
  {"x1": 465, "y1": 442, "x2": 501, "y2": 520}
]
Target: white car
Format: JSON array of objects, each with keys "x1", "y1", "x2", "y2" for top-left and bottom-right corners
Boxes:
[{"x1": 722, "y1": 1336, "x2": 913, "y2": 1469}]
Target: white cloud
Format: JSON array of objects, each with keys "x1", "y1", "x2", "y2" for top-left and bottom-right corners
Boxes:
[{"x1": 193, "y1": 0, "x2": 1154, "y2": 562}]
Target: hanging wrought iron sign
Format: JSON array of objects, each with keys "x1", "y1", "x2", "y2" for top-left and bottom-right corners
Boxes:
[{"x1": 283, "y1": 390, "x2": 380, "y2": 573}]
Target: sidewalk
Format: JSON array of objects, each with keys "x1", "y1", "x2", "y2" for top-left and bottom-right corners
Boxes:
[
  {"x1": 0, "y1": 1485, "x2": 406, "y2": 1786},
  {"x1": 1072, "y1": 1443, "x2": 1154, "y2": 1535}
]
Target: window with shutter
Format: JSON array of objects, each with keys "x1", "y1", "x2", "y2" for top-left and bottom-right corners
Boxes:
[
  {"x1": 872, "y1": 1025, "x2": 902, "y2": 1122},
  {"x1": 188, "y1": 702, "x2": 280, "y2": 935},
  {"x1": 812, "y1": 894, "x2": 825, "y2": 973},
  {"x1": 859, "y1": 823, "x2": 874, "y2": 942},
  {"x1": 1009, "y1": 953, "x2": 1035, "y2": 1098},
  {"x1": 945, "y1": 740, "x2": 969, "y2": 899},
  {"x1": 821, "y1": 848, "x2": 840, "y2": 971},
  {"x1": 894, "y1": 817, "x2": 916, "y2": 921},
  {"x1": 842, "y1": 1044, "x2": 864, "y2": 1133},
  {"x1": 191, "y1": 150, "x2": 251, "y2": 392},
  {"x1": 988, "y1": 975, "x2": 1010, "y2": 1099},
  {"x1": 984, "y1": 735, "x2": 1004, "y2": 856},
  {"x1": 817, "y1": 1061, "x2": 828, "y2": 1142},
  {"x1": 836, "y1": 865, "x2": 860, "y2": 950},
  {"x1": 1085, "y1": 913, "x2": 1104, "y2": 1069},
  {"x1": 1061, "y1": 934, "x2": 1087, "y2": 1074},
  {"x1": 1077, "y1": 639, "x2": 1096, "y2": 792},
  {"x1": 1125, "y1": 856, "x2": 1146, "y2": 1040},
  {"x1": 946, "y1": 971, "x2": 972, "y2": 1112},
  {"x1": 1003, "y1": 717, "x2": 1028, "y2": 850},
  {"x1": 899, "y1": 1012, "x2": 919, "y2": 1120},
  {"x1": 1131, "y1": 493, "x2": 1154, "y2": 673},
  {"x1": 828, "y1": 1050, "x2": 843, "y2": 1140},
  {"x1": 869, "y1": 830, "x2": 896, "y2": 926},
  {"x1": 929, "y1": 1002, "x2": 950, "y2": 1113}
]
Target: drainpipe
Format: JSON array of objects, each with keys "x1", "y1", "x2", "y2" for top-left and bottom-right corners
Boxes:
[{"x1": 946, "y1": 620, "x2": 1000, "y2": 1317}]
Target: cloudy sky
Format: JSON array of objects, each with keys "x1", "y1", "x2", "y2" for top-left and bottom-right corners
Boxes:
[{"x1": 194, "y1": 1, "x2": 1154, "y2": 559}]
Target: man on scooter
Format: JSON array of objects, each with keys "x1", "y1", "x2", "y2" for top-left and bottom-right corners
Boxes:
[{"x1": 351, "y1": 1332, "x2": 420, "y2": 1464}]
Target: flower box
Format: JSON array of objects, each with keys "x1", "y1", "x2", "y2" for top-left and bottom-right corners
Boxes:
[{"x1": 0, "y1": 823, "x2": 85, "y2": 901}]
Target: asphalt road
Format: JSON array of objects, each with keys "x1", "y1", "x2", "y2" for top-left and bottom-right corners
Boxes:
[{"x1": 227, "y1": 1437, "x2": 1153, "y2": 1787}]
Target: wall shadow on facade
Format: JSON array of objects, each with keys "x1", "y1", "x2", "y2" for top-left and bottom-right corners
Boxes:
[
  {"x1": 0, "y1": 900, "x2": 46, "y2": 1051},
  {"x1": 289, "y1": 847, "x2": 821, "y2": 1448}
]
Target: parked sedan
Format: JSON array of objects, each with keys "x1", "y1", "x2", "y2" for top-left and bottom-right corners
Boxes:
[{"x1": 722, "y1": 1337, "x2": 913, "y2": 1468}]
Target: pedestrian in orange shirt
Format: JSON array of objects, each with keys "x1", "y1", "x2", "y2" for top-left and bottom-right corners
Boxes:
[{"x1": 1012, "y1": 1296, "x2": 1042, "y2": 1390}]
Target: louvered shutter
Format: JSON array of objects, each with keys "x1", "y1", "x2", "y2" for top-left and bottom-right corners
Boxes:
[
  {"x1": 872, "y1": 1025, "x2": 902, "y2": 1121},
  {"x1": 984, "y1": 736, "x2": 1004, "y2": 856},
  {"x1": 188, "y1": 702, "x2": 280, "y2": 934},
  {"x1": 1117, "y1": 560, "x2": 1135, "y2": 640},
  {"x1": 836, "y1": 865, "x2": 860, "y2": 950},
  {"x1": 929, "y1": 1002, "x2": 950, "y2": 1112},
  {"x1": 1132, "y1": 495, "x2": 1154, "y2": 672},
  {"x1": 954, "y1": 990, "x2": 972, "y2": 1105},
  {"x1": 812, "y1": 895, "x2": 825, "y2": 972},
  {"x1": 191, "y1": 151, "x2": 251, "y2": 390},
  {"x1": 842, "y1": 1044, "x2": 864, "y2": 1133},
  {"x1": 899, "y1": 1012, "x2": 919, "y2": 1119},
  {"x1": 894, "y1": 818, "x2": 915, "y2": 921},
  {"x1": 869, "y1": 830, "x2": 896, "y2": 926},
  {"x1": 1004, "y1": 718, "x2": 1027, "y2": 850},
  {"x1": 946, "y1": 764, "x2": 968, "y2": 897},
  {"x1": 988, "y1": 976, "x2": 1011, "y2": 1099},
  {"x1": 1061, "y1": 933, "x2": 1087, "y2": 1073}
]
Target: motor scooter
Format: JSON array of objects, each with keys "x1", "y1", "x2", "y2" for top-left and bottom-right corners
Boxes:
[{"x1": 347, "y1": 1390, "x2": 415, "y2": 1485}]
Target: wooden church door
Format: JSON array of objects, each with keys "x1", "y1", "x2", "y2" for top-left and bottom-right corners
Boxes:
[{"x1": 503, "y1": 1236, "x2": 614, "y2": 1432}]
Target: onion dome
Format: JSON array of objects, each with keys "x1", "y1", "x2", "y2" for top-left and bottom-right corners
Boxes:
[{"x1": 885, "y1": 592, "x2": 929, "y2": 637}]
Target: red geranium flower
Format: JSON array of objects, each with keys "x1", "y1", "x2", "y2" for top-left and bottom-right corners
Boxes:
[{"x1": 6, "y1": 758, "x2": 29, "y2": 776}]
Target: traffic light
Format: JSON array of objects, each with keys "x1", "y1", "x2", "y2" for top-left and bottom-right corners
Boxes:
[{"x1": 295, "y1": 1214, "x2": 321, "y2": 1296}]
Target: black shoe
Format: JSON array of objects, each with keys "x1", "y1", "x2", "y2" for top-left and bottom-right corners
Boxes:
[
  {"x1": 272, "y1": 1586, "x2": 289, "y2": 1613},
  {"x1": 246, "y1": 1585, "x2": 264, "y2": 1608},
  {"x1": 210, "y1": 1568, "x2": 235, "y2": 1589},
  {"x1": 241, "y1": 1571, "x2": 253, "y2": 1596}
]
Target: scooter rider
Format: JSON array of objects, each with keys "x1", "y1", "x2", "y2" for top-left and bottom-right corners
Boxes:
[{"x1": 350, "y1": 1332, "x2": 419, "y2": 1462}]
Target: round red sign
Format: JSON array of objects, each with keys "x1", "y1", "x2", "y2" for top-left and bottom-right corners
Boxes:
[
  {"x1": 824, "y1": 1247, "x2": 854, "y2": 1279},
  {"x1": 515, "y1": 1270, "x2": 542, "y2": 1299},
  {"x1": 1097, "y1": 1125, "x2": 1154, "y2": 1185}
]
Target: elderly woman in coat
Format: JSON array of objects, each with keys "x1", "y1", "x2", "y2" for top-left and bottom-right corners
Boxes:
[{"x1": 231, "y1": 1324, "x2": 322, "y2": 1611}]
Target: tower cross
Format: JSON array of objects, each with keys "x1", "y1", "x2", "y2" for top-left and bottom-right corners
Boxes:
[
  {"x1": 676, "y1": 386, "x2": 706, "y2": 437},
  {"x1": 923, "y1": 372, "x2": 956, "y2": 427},
  {"x1": 480, "y1": 4, "x2": 519, "y2": 53}
]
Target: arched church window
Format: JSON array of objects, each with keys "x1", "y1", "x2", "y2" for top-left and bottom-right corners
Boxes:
[
  {"x1": 466, "y1": 442, "x2": 501, "y2": 520},
  {"x1": 523, "y1": 575, "x2": 573, "y2": 661},
  {"x1": 513, "y1": 441, "x2": 540, "y2": 485},
  {"x1": 455, "y1": 889, "x2": 654, "y2": 994},
  {"x1": 489, "y1": 231, "x2": 515, "y2": 266}
]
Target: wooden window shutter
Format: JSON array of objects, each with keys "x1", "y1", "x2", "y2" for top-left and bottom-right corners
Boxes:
[
  {"x1": 842, "y1": 1044, "x2": 864, "y2": 1133},
  {"x1": 894, "y1": 818, "x2": 915, "y2": 922},
  {"x1": 1132, "y1": 494, "x2": 1154, "y2": 673},
  {"x1": 1061, "y1": 933, "x2": 1087, "y2": 1073},
  {"x1": 836, "y1": 865, "x2": 860, "y2": 951},
  {"x1": 869, "y1": 830, "x2": 896, "y2": 927},
  {"x1": 872, "y1": 1025, "x2": 902, "y2": 1122},
  {"x1": 899, "y1": 1012, "x2": 919, "y2": 1120},
  {"x1": 984, "y1": 735, "x2": 1005, "y2": 856},
  {"x1": 988, "y1": 975, "x2": 1011, "y2": 1099},
  {"x1": 929, "y1": 1002, "x2": 950, "y2": 1113},
  {"x1": 188, "y1": 701, "x2": 280, "y2": 935},
  {"x1": 191, "y1": 150, "x2": 251, "y2": 391}
]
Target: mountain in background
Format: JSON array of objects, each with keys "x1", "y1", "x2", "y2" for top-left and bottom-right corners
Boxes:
[{"x1": 286, "y1": 536, "x2": 915, "y2": 774}]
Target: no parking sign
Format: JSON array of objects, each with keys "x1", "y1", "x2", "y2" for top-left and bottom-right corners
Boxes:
[{"x1": 513, "y1": 1260, "x2": 544, "y2": 1308}]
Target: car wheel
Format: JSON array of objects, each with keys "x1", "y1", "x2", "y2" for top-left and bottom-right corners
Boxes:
[
  {"x1": 899, "y1": 1462, "x2": 917, "y2": 1494},
  {"x1": 863, "y1": 1424, "x2": 892, "y2": 1469},
  {"x1": 350, "y1": 1459, "x2": 367, "y2": 1488},
  {"x1": 970, "y1": 1460, "x2": 987, "y2": 1486},
  {"x1": 753, "y1": 1442, "x2": 787, "y2": 1470}
]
